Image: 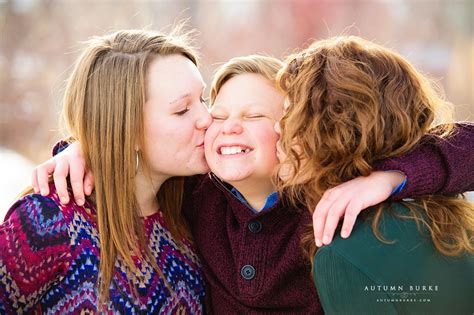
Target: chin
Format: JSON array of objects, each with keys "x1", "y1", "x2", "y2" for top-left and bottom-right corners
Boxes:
[{"x1": 216, "y1": 170, "x2": 252, "y2": 183}]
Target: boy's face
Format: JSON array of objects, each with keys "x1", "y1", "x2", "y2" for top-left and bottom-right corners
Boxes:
[{"x1": 205, "y1": 73, "x2": 284, "y2": 187}]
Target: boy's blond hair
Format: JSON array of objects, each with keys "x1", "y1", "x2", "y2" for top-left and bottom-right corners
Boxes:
[{"x1": 210, "y1": 55, "x2": 283, "y2": 106}]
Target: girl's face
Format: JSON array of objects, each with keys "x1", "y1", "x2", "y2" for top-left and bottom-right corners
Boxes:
[{"x1": 143, "y1": 54, "x2": 212, "y2": 179}]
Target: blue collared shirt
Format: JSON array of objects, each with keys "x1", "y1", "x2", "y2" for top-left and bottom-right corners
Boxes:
[{"x1": 230, "y1": 188, "x2": 279, "y2": 214}]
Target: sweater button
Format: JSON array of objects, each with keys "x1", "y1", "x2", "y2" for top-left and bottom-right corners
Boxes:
[
  {"x1": 248, "y1": 221, "x2": 262, "y2": 233},
  {"x1": 241, "y1": 265, "x2": 256, "y2": 280}
]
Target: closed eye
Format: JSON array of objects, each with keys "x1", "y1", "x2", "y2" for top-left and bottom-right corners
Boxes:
[
  {"x1": 247, "y1": 114, "x2": 265, "y2": 119},
  {"x1": 175, "y1": 108, "x2": 190, "y2": 116},
  {"x1": 212, "y1": 116, "x2": 226, "y2": 121}
]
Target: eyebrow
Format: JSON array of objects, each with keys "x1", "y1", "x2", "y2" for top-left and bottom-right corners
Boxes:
[
  {"x1": 212, "y1": 101, "x2": 267, "y2": 110},
  {"x1": 169, "y1": 93, "x2": 190, "y2": 105},
  {"x1": 169, "y1": 84, "x2": 207, "y2": 105}
]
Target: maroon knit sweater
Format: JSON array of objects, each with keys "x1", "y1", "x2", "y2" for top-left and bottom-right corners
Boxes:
[
  {"x1": 182, "y1": 123, "x2": 473, "y2": 314},
  {"x1": 184, "y1": 173, "x2": 322, "y2": 314},
  {"x1": 376, "y1": 122, "x2": 474, "y2": 198}
]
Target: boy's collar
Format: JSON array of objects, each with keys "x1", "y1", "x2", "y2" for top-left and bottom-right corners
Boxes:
[{"x1": 230, "y1": 187, "x2": 278, "y2": 214}]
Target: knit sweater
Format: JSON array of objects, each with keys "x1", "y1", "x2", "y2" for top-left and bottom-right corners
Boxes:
[
  {"x1": 183, "y1": 173, "x2": 323, "y2": 314},
  {"x1": 376, "y1": 122, "x2": 474, "y2": 199},
  {"x1": 0, "y1": 184, "x2": 205, "y2": 314}
]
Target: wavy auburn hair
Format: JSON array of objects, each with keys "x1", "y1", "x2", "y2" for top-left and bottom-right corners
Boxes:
[
  {"x1": 276, "y1": 36, "x2": 473, "y2": 259},
  {"x1": 62, "y1": 28, "x2": 198, "y2": 305}
]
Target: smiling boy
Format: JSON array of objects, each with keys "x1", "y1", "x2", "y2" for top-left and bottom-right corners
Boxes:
[
  {"x1": 182, "y1": 55, "x2": 324, "y2": 313},
  {"x1": 205, "y1": 71, "x2": 283, "y2": 211}
]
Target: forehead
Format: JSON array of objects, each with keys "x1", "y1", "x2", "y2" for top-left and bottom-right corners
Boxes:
[
  {"x1": 147, "y1": 54, "x2": 205, "y2": 98},
  {"x1": 212, "y1": 73, "x2": 283, "y2": 112}
]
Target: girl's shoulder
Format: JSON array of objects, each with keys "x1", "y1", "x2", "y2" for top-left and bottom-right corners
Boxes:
[
  {"x1": 2, "y1": 182, "x2": 96, "y2": 236},
  {"x1": 0, "y1": 184, "x2": 88, "y2": 312}
]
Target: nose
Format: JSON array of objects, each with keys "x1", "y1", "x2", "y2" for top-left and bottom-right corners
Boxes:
[
  {"x1": 196, "y1": 104, "x2": 212, "y2": 130},
  {"x1": 222, "y1": 118, "x2": 243, "y2": 135}
]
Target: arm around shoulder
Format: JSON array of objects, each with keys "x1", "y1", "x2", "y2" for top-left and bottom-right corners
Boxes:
[{"x1": 375, "y1": 122, "x2": 474, "y2": 199}]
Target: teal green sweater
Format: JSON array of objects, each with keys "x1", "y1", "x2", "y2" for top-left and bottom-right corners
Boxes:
[{"x1": 313, "y1": 202, "x2": 473, "y2": 315}]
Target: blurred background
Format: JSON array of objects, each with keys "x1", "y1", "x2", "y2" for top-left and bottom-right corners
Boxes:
[{"x1": 0, "y1": 0, "x2": 473, "y2": 211}]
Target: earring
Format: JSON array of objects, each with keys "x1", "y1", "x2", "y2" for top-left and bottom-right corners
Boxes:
[{"x1": 135, "y1": 150, "x2": 140, "y2": 174}]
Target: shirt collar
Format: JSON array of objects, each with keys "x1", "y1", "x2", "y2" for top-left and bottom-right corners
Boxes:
[{"x1": 230, "y1": 187, "x2": 279, "y2": 214}]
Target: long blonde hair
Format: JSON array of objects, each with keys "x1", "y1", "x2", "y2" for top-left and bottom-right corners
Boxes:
[
  {"x1": 62, "y1": 29, "x2": 198, "y2": 304},
  {"x1": 276, "y1": 36, "x2": 473, "y2": 259}
]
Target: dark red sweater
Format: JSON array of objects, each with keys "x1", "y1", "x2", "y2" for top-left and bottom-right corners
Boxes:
[
  {"x1": 183, "y1": 173, "x2": 322, "y2": 314},
  {"x1": 376, "y1": 122, "x2": 474, "y2": 198}
]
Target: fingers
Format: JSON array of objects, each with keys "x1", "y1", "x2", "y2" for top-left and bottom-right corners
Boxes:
[
  {"x1": 313, "y1": 174, "x2": 392, "y2": 247},
  {"x1": 321, "y1": 197, "x2": 348, "y2": 245},
  {"x1": 313, "y1": 211, "x2": 323, "y2": 248},
  {"x1": 340, "y1": 199, "x2": 363, "y2": 239},
  {"x1": 53, "y1": 159, "x2": 70, "y2": 204},
  {"x1": 83, "y1": 170, "x2": 95, "y2": 196},
  {"x1": 36, "y1": 159, "x2": 56, "y2": 196},
  {"x1": 69, "y1": 161, "x2": 86, "y2": 206},
  {"x1": 313, "y1": 189, "x2": 338, "y2": 247},
  {"x1": 314, "y1": 186, "x2": 364, "y2": 247}
]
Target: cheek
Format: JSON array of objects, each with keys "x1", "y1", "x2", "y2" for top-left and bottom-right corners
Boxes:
[
  {"x1": 145, "y1": 117, "x2": 193, "y2": 162},
  {"x1": 257, "y1": 126, "x2": 280, "y2": 152},
  {"x1": 144, "y1": 118, "x2": 166, "y2": 149},
  {"x1": 160, "y1": 118, "x2": 194, "y2": 145},
  {"x1": 204, "y1": 124, "x2": 219, "y2": 152}
]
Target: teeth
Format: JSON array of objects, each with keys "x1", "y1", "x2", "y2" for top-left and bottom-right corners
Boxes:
[{"x1": 220, "y1": 146, "x2": 251, "y2": 155}]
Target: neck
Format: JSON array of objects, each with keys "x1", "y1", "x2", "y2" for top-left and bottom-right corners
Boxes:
[
  {"x1": 135, "y1": 170, "x2": 169, "y2": 217},
  {"x1": 230, "y1": 179, "x2": 275, "y2": 212}
]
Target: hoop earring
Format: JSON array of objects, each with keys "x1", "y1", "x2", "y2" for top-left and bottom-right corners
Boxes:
[{"x1": 135, "y1": 150, "x2": 140, "y2": 174}]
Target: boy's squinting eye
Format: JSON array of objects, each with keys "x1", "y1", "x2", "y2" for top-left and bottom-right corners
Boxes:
[{"x1": 247, "y1": 114, "x2": 264, "y2": 119}]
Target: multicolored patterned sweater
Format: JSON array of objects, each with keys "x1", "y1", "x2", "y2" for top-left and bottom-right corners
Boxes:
[{"x1": 0, "y1": 184, "x2": 205, "y2": 314}]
